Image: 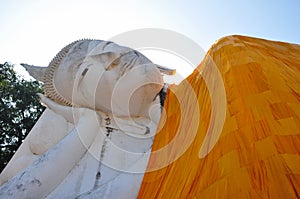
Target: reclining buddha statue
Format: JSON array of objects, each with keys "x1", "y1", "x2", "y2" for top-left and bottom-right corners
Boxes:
[
  {"x1": 0, "y1": 39, "x2": 174, "y2": 198},
  {"x1": 1, "y1": 35, "x2": 300, "y2": 198}
]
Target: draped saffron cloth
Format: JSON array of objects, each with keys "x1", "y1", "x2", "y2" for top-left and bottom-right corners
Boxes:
[{"x1": 138, "y1": 35, "x2": 300, "y2": 198}]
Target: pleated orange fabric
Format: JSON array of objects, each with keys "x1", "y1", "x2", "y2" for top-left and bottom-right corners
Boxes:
[{"x1": 138, "y1": 35, "x2": 300, "y2": 198}]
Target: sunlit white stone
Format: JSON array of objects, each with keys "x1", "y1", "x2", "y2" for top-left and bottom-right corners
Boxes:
[{"x1": 0, "y1": 40, "x2": 172, "y2": 198}]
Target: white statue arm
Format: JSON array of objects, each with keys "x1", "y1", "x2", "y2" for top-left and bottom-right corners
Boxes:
[{"x1": 0, "y1": 95, "x2": 100, "y2": 198}]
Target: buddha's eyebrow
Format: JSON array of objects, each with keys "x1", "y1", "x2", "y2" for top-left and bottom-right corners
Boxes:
[
  {"x1": 104, "y1": 41, "x2": 113, "y2": 49},
  {"x1": 134, "y1": 51, "x2": 140, "y2": 57}
]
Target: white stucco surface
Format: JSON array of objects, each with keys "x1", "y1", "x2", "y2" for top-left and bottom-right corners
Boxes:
[{"x1": 0, "y1": 39, "x2": 169, "y2": 198}]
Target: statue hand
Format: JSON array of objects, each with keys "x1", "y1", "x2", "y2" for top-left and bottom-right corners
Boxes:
[{"x1": 36, "y1": 93, "x2": 98, "y2": 124}]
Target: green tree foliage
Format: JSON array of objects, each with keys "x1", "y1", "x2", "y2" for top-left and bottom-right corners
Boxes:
[{"x1": 0, "y1": 62, "x2": 45, "y2": 173}]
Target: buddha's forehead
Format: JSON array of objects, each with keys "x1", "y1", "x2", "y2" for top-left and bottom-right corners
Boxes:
[
  {"x1": 85, "y1": 40, "x2": 133, "y2": 57},
  {"x1": 63, "y1": 40, "x2": 147, "y2": 66},
  {"x1": 96, "y1": 40, "x2": 130, "y2": 52}
]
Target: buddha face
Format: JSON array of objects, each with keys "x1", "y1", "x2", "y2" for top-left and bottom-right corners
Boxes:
[{"x1": 22, "y1": 40, "x2": 165, "y2": 117}]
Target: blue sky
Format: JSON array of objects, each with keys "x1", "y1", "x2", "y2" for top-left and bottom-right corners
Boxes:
[{"x1": 0, "y1": 0, "x2": 299, "y2": 80}]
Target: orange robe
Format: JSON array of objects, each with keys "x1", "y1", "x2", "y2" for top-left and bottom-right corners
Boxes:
[{"x1": 138, "y1": 35, "x2": 300, "y2": 198}]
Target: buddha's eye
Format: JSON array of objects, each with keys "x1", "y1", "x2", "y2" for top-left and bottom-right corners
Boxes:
[
  {"x1": 81, "y1": 68, "x2": 89, "y2": 76},
  {"x1": 112, "y1": 58, "x2": 120, "y2": 65},
  {"x1": 105, "y1": 58, "x2": 120, "y2": 71},
  {"x1": 80, "y1": 63, "x2": 92, "y2": 76}
]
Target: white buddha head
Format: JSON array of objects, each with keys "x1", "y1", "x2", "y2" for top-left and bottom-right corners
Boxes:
[{"x1": 22, "y1": 39, "x2": 174, "y2": 117}]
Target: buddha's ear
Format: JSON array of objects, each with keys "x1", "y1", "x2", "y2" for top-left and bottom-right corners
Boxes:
[
  {"x1": 20, "y1": 63, "x2": 47, "y2": 82},
  {"x1": 155, "y1": 64, "x2": 176, "y2": 75}
]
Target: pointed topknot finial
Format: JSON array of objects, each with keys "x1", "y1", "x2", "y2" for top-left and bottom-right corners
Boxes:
[{"x1": 20, "y1": 63, "x2": 47, "y2": 82}]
